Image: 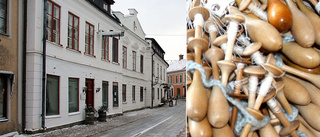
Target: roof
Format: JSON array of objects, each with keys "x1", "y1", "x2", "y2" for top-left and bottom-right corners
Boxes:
[{"x1": 167, "y1": 59, "x2": 186, "y2": 73}]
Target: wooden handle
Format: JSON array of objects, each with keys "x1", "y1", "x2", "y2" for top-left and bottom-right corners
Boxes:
[
  {"x1": 285, "y1": 0, "x2": 315, "y2": 48},
  {"x1": 282, "y1": 76, "x2": 311, "y2": 105},
  {"x1": 296, "y1": 103, "x2": 320, "y2": 131},
  {"x1": 282, "y1": 54, "x2": 320, "y2": 74},
  {"x1": 259, "y1": 123, "x2": 280, "y2": 137},
  {"x1": 298, "y1": 115, "x2": 320, "y2": 136},
  {"x1": 212, "y1": 124, "x2": 235, "y2": 137}
]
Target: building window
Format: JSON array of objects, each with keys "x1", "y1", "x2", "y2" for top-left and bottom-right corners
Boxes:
[
  {"x1": 123, "y1": 46, "x2": 127, "y2": 68},
  {"x1": 170, "y1": 76, "x2": 172, "y2": 83},
  {"x1": 157, "y1": 88, "x2": 159, "y2": 99},
  {"x1": 132, "y1": 85, "x2": 135, "y2": 102},
  {"x1": 102, "y1": 36, "x2": 109, "y2": 60},
  {"x1": 157, "y1": 64, "x2": 159, "y2": 77},
  {"x1": 180, "y1": 75, "x2": 183, "y2": 83},
  {"x1": 140, "y1": 55, "x2": 144, "y2": 73},
  {"x1": 167, "y1": 76, "x2": 169, "y2": 83},
  {"x1": 0, "y1": 75, "x2": 8, "y2": 119},
  {"x1": 102, "y1": 81, "x2": 108, "y2": 107},
  {"x1": 160, "y1": 66, "x2": 162, "y2": 80},
  {"x1": 112, "y1": 37, "x2": 119, "y2": 63},
  {"x1": 175, "y1": 75, "x2": 178, "y2": 83},
  {"x1": 67, "y1": 12, "x2": 79, "y2": 50},
  {"x1": 140, "y1": 87, "x2": 143, "y2": 102},
  {"x1": 68, "y1": 78, "x2": 79, "y2": 113},
  {"x1": 46, "y1": 0, "x2": 60, "y2": 44},
  {"x1": 103, "y1": 1, "x2": 110, "y2": 13},
  {"x1": 113, "y1": 82, "x2": 119, "y2": 107},
  {"x1": 122, "y1": 84, "x2": 126, "y2": 102},
  {"x1": 152, "y1": 88, "x2": 154, "y2": 100},
  {"x1": 85, "y1": 22, "x2": 94, "y2": 56},
  {"x1": 132, "y1": 51, "x2": 136, "y2": 71},
  {"x1": 46, "y1": 75, "x2": 59, "y2": 116},
  {"x1": 177, "y1": 88, "x2": 181, "y2": 97}
]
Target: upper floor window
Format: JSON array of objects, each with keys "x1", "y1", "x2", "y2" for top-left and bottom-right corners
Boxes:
[
  {"x1": 122, "y1": 84, "x2": 126, "y2": 102},
  {"x1": 175, "y1": 75, "x2": 178, "y2": 83},
  {"x1": 0, "y1": 0, "x2": 7, "y2": 34},
  {"x1": 102, "y1": 36, "x2": 109, "y2": 60},
  {"x1": 67, "y1": 12, "x2": 79, "y2": 51},
  {"x1": 132, "y1": 51, "x2": 136, "y2": 71},
  {"x1": 160, "y1": 66, "x2": 162, "y2": 80},
  {"x1": 85, "y1": 22, "x2": 94, "y2": 56},
  {"x1": 103, "y1": 1, "x2": 110, "y2": 13},
  {"x1": 140, "y1": 55, "x2": 144, "y2": 73},
  {"x1": 112, "y1": 37, "x2": 119, "y2": 63},
  {"x1": 123, "y1": 46, "x2": 127, "y2": 68},
  {"x1": 46, "y1": 0, "x2": 60, "y2": 44},
  {"x1": 180, "y1": 75, "x2": 182, "y2": 83}
]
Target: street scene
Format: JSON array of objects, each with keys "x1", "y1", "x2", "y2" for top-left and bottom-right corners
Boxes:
[{"x1": 22, "y1": 100, "x2": 185, "y2": 137}]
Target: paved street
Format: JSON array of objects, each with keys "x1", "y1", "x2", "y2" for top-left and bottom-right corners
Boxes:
[{"x1": 24, "y1": 99, "x2": 186, "y2": 137}]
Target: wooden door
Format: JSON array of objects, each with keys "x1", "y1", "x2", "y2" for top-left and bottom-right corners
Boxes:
[{"x1": 86, "y1": 79, "x2": 94, "y2": 108}]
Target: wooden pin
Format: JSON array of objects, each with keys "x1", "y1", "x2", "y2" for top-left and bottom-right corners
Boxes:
[
  {"x1": 282, "y1": 76, "x2": 311, "y2": 105},
  {"x1": 239, "y1": 0, "x2": 268, "y2": 21},
  {"x1": 244, "y1": 66, "x2": 266, "y2": 108},
  {"x1": 267, "y1": 0, "x2": 292, "y2": 32}
]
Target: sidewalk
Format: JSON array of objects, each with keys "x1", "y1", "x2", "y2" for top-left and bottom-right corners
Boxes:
[{"x1": 15, "y1": 100, "x2": 186, "y2": 137}]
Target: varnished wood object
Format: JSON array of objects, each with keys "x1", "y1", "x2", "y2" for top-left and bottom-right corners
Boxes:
[
  {"x1": 267, "y1": 0, "x2": 292, "y2": 32},
  {"x1": 212, "y1": 123, "x2": 235, "y2": 137},
  {"x1": 282, "y1": 54, "x2": 320, "y2": 74},
  {"x1": 285, "y1": 0, "x2": 315, "y2": 48},
  {"x1": 282, "y1": 76, "x2": 311, "y2": 105},
  {"x1": 282, "y1": 42, "x2": 320, "y2": 69},
  {"x1": 188, "y1": 117, "x2": 213, "y2": 137},
  {"x1": 244, "y1": 66, "x2": 266, "y2": 108},
  {"x1": 296, "y1": 0, "x2": 320, "y2": 46},
  {"x1": 229, "y1": 6, "x2": 283, "y2": 52}
]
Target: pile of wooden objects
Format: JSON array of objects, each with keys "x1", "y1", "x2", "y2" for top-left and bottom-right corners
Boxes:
[{"x1": 186, "y1": 0, "x2": 320, "y2": 136}]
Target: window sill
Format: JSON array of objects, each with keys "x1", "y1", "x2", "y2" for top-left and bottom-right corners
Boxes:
[
  {"x1": 0, "y1": 118, "x2": 8, "y2": 122},
  {"x1": 68, "y1": 112, "x2": 80, "y2": 116},
  {"x1": 45, "y1": 115, "x2": 61, "y2": 119},
  {"x1": 84, "y1": 53, "x2": 96, "y2": 58},
  {"x1": 0, "y1": 33, "x2": 10, "y2": 37},
  {"x1": 122, "y1": 102, "x2": 127, "y2": 104},
  {"x1": 66, "y1": 47, "x2": 81, "y2": 53},
  {"x1": 46, "y1": 40, "x2": 63, "y2": 47},
  {"x1": 132, "y1": 101, "x2": 136, "y2": 103},
  {"x1": 101, "y1": 59, "x2": 110, "y2": 62},
  {"x1": 112, "y1": 62, "x2": 120, "y2": 65}
]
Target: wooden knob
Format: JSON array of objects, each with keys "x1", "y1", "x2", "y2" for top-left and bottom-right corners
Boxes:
[
  {"x1": 267, "y1": 0, "x2": 292, "y2": 32},
  {"x1": 242, "y1": 42, "x2": 262, "y2": 56},
  {"x1": 188, "y1": 6, "x2": 210, "y2": 21}
]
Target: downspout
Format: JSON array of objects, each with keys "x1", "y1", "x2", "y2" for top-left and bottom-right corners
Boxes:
[
  {"x1": 41, "y1": 0, "x2": 47, "y2": 130},
  {"x1": 22, "y1": 0, "x2": 27, "y2": 133},
  {"x1": 151, "y1": 49, "x2": 155, "y2": 109}
]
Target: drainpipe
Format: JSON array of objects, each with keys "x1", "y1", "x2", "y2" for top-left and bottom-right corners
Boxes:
[
  {"x1": 41, "y1": 0, "x2": 47, "y2": 130},
  {"x1": 151, "y1": 49, "x2": 155, "y2": 109},
  {"x1": 22, "y1": 0, "x2": 27, "y2": 133}
]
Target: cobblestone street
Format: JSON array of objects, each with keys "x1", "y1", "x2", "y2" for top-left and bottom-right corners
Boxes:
[{"x1": 20, "y1": 99, "x2": 185, "y2": 137}]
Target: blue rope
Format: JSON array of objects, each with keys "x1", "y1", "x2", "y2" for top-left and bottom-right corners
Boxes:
[
  {"x1": 187, "y1": 60, "x2": 270, "y2": 136},
  {"x1": 282, "y1": 35, "x2": 295, "y2": 44}
]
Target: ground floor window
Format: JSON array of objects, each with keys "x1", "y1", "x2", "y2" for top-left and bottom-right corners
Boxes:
[
  {"x1": 140, "y1": 87, "x2": 143, "y2": 102},
  {"x1": 122, "y1": 84, "x2": 126, "y2": 102},
  {"x1": 132, "y1": 85, "x2": 135, "y2": 102},
  {"x1": 46, "y1": 75, "x2": 60, "y2": 116},
  {"x1": 102, "y1": 81, "x2": 108, "y2": 107},
  {"x1": 113, "y1": 82, "x2": 118, "y2": 107},
  {"x1": 157, "y1": 88, "x2": 159, "y2": 99},
  {"x1": 177, "y1": 88, "x2": 180, "y2": 98},
  {"x1": 68, "y1": 78, "x2": 79, "y2": 113},
  {"x1": 0, "y1": 75, "x2": 8, "y2": 119}
]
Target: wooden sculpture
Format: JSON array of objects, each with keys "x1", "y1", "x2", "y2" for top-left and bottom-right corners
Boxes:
[
  {"x1": 296, "y1": 0, "x2": 320, "y2": 46},
  {"x1": 229, "y1": 6, "x2": 283, "y2": 52},
  {"x1": 285, "y1": 0, "x2": 315, "y2": 48},
  {"x1": 267, "y1": 0, "x2": 292, "y2": 32},
  {"x1": 282, "y1": 42, "x2": 320, "y2": 69}
]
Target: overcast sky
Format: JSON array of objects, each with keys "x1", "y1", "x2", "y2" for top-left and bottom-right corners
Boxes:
[{"x1": 112, "y1": 0, "x2": 186, "y2": 61}]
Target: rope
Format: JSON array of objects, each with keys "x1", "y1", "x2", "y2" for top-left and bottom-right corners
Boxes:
[{"x1": 187, "y1": 60, "x2": 270, "y2": 136}]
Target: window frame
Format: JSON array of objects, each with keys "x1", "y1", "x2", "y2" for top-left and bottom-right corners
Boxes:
[
  {"x1": 132, "y1": 85, "x2": 135, "y2": 102},
  {"x1": 85, "y1": 22, "x2": 95, "y2": 56},
  {"x1": 175, "y1": 75, "x2": 178, "y2": 83},
  {"x1": 122, "y1": 46, "x2": 127, "y2": 68},
  {"x1": 102, "y1": 81, "x2": 109, "y2": 107},
  {"x1": 112, "y1": 82, "x2": 119, "y2": 107},
  {"x1": 67, "y1": 12, "x2": 80, "y2": 51},
  {"x1": 140, "y1": 87, "x2": 143, "y2": 102},
  {"x1": 122, "y1": 84, "x2": 126, "y2": 102},
  {"x1": 102, "y1": 36, "x2": 109, "y2": 61},
  {"x1": 140, "y1": 55, "x2": 144, "y2": 73},
  {"x1": 68, "y1": 77, "x2": 79, "y2": 113},
  {"x1": 157, "y1": 88, "x2": 159, "y2": 99},
  {"x1": 180, "y1": 75, "x2": 183, "y2": 83},
  {"x1": 0, "y1": 75, "x2": 8, "y2": 119},
  {"x1": 46, "y1": 74, "x2": 60, "y2": 116},
  {"x1": 46, "y1": 0, "x2": 61, "y2": 44},
  {"x1": 132, "y1": 51, "x2": 136, "y2": 71},
  {"x1": 112, "y1": 37, "x2": 119, "y2": 63}
]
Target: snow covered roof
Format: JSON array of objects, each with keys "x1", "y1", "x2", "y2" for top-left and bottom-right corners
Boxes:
[{"x1": 167, "y1": 59, "x2": 186, "y2": 73}]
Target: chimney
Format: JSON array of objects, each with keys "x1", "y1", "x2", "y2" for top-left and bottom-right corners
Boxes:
[
  {"x1": 128, "y1": 8, "x2": 138, "y2": 16},
  {"x1": 179, "y1": 54, "x2": 184, "y2": 60}
]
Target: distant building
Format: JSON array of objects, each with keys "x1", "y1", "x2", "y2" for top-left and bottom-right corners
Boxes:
[{"x1": 167, "y1": 55, "x2": 186, "y2": 98}]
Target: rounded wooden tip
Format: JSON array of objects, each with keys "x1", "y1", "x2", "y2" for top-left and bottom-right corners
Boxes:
[
  {"x1": 239, "y1": 0, "x2": 252, "y2": 11},
  {"x1": 212, "y1": 35, "x2": 228, "y2": 46},
  {"x1": 222, "y1": 14, "x2": 246, "y2": 23},
  {"x1": 242, "y1": 42, "x2": 262, "y2": 56},
  {"x1": 187, "y1": 38, "x2": 209, "y2": 53},
  {"x1": 279, "y1": 120, "x2": 300, "y2": 136},
  {"x1": 187, "y1": 29, "x2": 195, "y2": 40},
  {"x1": 266, "y1": 53, "x2": 277, "y2": 65},
  {"x1": 246, "y1": 108, "x2": 264, "y2": 120},
  {"x1": 262, "y1": 89, "x2": 276, "y2": 103},
  {"x1": 263, "y1": 63, "x2": 283, "y2": 76},
  {"x1": 204, "y1": 47, "x2": 225, "y2": 63},
  {"x1": 189, "y1": 6, "x2": 210, "y2": 21},
  {"x1": 217, "y1": 60, "x2": 237, "y2": 71},
  {"x1": 244, "y1": 66, "x2": 267, "y2": 76},
  {"x1": 274, "y1": 80, "x2": 285, "y2": 91},
  {"x1": 204, "y1": 18, "x2": 218, "y2": 31},
  {"x1": 232, "y1": 58, "x2": 252, "y2": 64},
  {"x1": 187, "y1": 53, "x2": 194, "y2": 61}
]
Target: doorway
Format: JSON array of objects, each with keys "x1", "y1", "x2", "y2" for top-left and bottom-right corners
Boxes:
[{"x1": 85, "y1": 79, "x2": 94, "y2": 108}]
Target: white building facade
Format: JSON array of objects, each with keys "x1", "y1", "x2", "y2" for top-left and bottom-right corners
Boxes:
[{"x1": 25, "y1": 0, "x2": 165, "y2": 132}]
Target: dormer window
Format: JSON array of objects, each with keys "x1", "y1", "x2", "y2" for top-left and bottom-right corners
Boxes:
[{"x1": 103, "y1": 1, "x2": 110, "y2": 13}]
